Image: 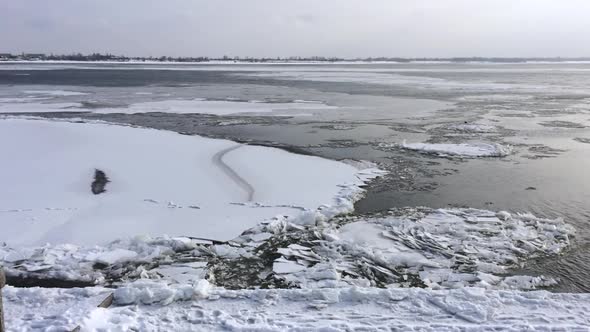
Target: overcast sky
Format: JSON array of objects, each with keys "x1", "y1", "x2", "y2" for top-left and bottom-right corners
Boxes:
[{"x1": 1, "y1": 0, "x2": 590, "y2": 58}]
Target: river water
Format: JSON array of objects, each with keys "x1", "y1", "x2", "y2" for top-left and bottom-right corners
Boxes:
[{"x1": 1, "y1": 62, "x2": 589, "y2": 292}]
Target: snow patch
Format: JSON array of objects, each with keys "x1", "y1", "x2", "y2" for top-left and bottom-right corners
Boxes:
[{"x1": 401, "y1": 140, "x2": 512, "y2": 157}]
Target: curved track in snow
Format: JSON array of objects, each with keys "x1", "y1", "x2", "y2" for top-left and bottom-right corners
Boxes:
[{"x1": 212, "y1": 144, "x2": 255, "y2": 202}]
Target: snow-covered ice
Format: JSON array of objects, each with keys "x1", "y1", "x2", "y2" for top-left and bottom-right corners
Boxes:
[
  {"x1": 1, "y1": 201, "x2": 567, "y2": 293},
  {"x1": 23, "y1": 90, "x2": 88, "y2": 96},
  {"x1": 401, "y1": 140, "x2": 512, "y2": 157},
  {"x1": 0, "y1": 97, "x2": 337, "y2": 116},
  {"x1": 446, "y1": 123, "x2": 498, "y2": 133},
  {"x1": 271, "y1": 208, "x2": 574, "y2": 290},
  {"x1": 93, "y1": 98, "x2": 337, "y2": 115},
  {"x1": 246, "y1": 71, "x2": 448, "y2": 87},
  {"x1": 240, "y1": 71, "x2": 555, "y2": 94},
  {"x1": 0, "y1": 118, "x2": 382, "y2": 247},
  {"x1": 0, "y1": 97, "x2": 50, "y2": 103},
  {"x1": 0, "y1": 101, "x2": 82, "y2": 113},
  {"x1": 4, "y1": 282, "x2": 589, "y2": 331},
  {"x1": 0, "y1": 236, "x2": 206, "y2": 283}
]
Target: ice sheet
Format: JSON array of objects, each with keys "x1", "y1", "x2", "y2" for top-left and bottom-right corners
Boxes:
[
  {"x1": 0, "y1": 118, "x2": 381, "y2": 246},
  {"x1": 94, "y1": 98, "x2": 337, "y2": 115}
]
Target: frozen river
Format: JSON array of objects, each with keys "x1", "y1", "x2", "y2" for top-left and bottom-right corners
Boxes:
[{"x1": 1, "y1": 61, "x2": 589, "y2": 294}]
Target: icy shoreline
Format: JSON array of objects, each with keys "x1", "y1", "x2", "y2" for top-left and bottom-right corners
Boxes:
[
  {"x1": 0, "y1": 117, "x2": 385, "y2": 283},
  {"x1": 0, "y1": 116, "x2": 586, "y2": 331},
  {"x1": 0, "y1": 118, "x2": 575, "y2": 291}
]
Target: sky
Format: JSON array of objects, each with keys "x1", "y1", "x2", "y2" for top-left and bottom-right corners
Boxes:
[{"x1": 1, "y1": 0, "x2": 590, "y2": 58}]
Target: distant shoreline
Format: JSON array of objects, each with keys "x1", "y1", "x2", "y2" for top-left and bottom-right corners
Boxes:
[{"x1": 3, "y1": 59, "x2": 590, "y2": 65}]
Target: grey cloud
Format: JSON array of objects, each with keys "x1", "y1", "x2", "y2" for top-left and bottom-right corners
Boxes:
[{"x1": 1, "y1": 0, "x2": 590, "y2": 57}]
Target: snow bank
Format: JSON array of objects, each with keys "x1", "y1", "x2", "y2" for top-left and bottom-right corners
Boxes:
[
  {"x1": 5, "y1": 283, "x2": 589, "y2": 331},
  {"x1": 272, "y1": 208, "x2": 575, "y2": 290},
  {"x1": 401, "y1": 140, "x2": 512, "y2": 157}
]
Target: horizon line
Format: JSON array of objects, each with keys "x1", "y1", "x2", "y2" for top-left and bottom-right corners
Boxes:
[{"x1": 2, "y1": 52, "x2": 590, "y2": 61}]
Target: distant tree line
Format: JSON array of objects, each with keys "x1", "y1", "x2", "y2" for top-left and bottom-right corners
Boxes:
[{"x1": 0, "y1": 52, "x2": 589, "y2": 63}]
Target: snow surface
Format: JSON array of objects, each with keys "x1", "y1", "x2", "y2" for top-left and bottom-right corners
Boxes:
[
  {"x1": 401, "y1": 140, "x2": 512, "y2": 157},
  {"x1": 4, "y1": 282, "x2": 589, "y2": 331},
  {"x1": 3, "y1": 286, "x2": 111, "y2": 331},
  {"x1": 0, "y1": 118, "x2": 382, "y2": 246}
]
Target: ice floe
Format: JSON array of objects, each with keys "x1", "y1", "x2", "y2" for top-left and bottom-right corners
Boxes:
[
  {"x1": 241, "y1": 71, "x2": 552, "y2": 94},
  {"x1": 271, "y1": 208, "x2": 574, "y2": 290},
  {"x1": 0, "y1": 96, "x2": 336, "y2": 116},
  {"x1": 0, "y1": 97, "x2": 51, "y2": 103},
  {"x1": 0, "y1": 236, "x2": 203, "y2": 284},
  {"x1": 23, "y1": 89, "x2": 88, "y2": 96},
  {"x1": 400, "y1": 140, "x2": 512, "y2": 157},
  {"x1": 0, "y1": 117, "x2": 384, "y2": 285},
  {"x1": 0, "y1": 101, "x2": 82, "y2": 113},
  {"x1": 0, "y1": 118, "x2": 383, "y2": 247},
  {"x1": 93, "y1": 98, "x2": 337, "y2": 115}
]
